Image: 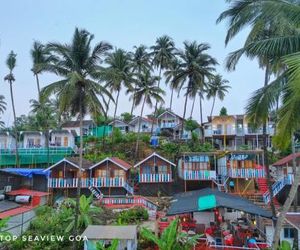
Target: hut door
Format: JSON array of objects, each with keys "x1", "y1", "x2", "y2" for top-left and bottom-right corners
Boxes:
[
  {"x1": 143, "y1": 166, "x2": 151, "y2": 175},
  {"x1": 63, "y1": 137, "x2": 68, "y2": 146}
]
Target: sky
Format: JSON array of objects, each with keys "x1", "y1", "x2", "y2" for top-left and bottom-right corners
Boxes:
[{"x1": 0, "y1": 0, "x2": 265, "y2": 126}]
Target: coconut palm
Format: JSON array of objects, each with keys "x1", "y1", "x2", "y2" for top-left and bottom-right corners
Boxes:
[
  {"x1": 129, "y1": 45, "x2": 151, "y2": 115},
  {"x1": 31, "y1": 41, "x2": 57, "y2": 97},
  {"x1": 129, "y1": 70, "x2": 164, "y2": 157},
  {"x1": 218, "y1": 1, "x2": 300, "y2": 247},
  {"x1": 150, "y1": 35, "x2": 175, "y2": 133},
  {"x1": 164, "y1": 57, "x2": 182, "y2": 110},
  {"x1": 206, "y1": 74, "x2": 230, "y2": 117},
  {"x1": 103, "y1": 48, "x2": 132, "y2": 120},
  {"x1": 4, "y1": 51, "x2": 19, "y2": 167},
  {"x1": 41, "y1": 28, "x2": 112, "y2": 244},
  {"x1": 172, "y1": 41, "x2": 217, "y2": 136}
]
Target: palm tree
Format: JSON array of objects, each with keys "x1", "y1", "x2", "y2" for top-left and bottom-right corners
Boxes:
[
  {"x1": 129, "y1": 45, "x2": 151, "y2": 115},
  {"x1": 150, "y1": 35, "x2": 175, "y2": 133},
  {"x1": 30, "y1": 98, "x2": 56, "y2": 167},
  {"x1": 172, "y1": 41, "x2": 217, "y2": 136},
  {"x1": 164, "y1": 57, "x2": 181, "y2": 110},
  {"x1": 4, "y1": 51, "x2": 19, "y2": 167},
  {"x1": 65, "y1": 195, "x2": 102, "y2": 233},
  {"x1": 31, "y1": 41, "x2": 56, "y2": 97},
  {"x1": 103, "y1": 48, "x2": 132, "y2": 120},
  {"x1": 217, "y1": 1, "x2": 300, "y2": 247},
  {"x1": 41, "y1": 28, "x2": 112, "y2": 245},
  {"x1": 206, "y1": 74, "x2": 230, "y2": 117},
  {"x1": 129, "y1": 70, "x2": 164, "y2": 157}
]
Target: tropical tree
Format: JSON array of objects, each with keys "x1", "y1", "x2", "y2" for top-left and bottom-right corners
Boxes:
[
  {"x1": 120, "y1": 112, "x2": 133, "y2": 123},
  {"x1": 96, "y1": 239, "x2": 119, "y2": 250},
  {"x1": 150, "y1": 35, "x2": 175, "y2": 133},
  {"x1": 172, "y1": 41, "x2": 217, "y2": 135},
  {"x1": 41, "y1": 28, "x2": 112, "y2": 244},
  {"x1": 219, "y1": 107, "x2": 228, "y2": 116},
  {"x1": 65, "y1": 195, "x2": 102, "y2": 233},
  {"x1": 30, "y1": 41, "x2": 56, "y2": 97},
  {"x1": 140, "y1": 218, "x2": 200, "y2": 250},
  {"x1": 164, "y1": 57, "x2": 182, "y2": 110},
  {"x1": 206, "y1": 74, "x2": 230, "y2": 117},
  {"x1": 129, "y1": 70, "x2": 164, "y2": 157},
  {"x1": 129, "y1": 45, "x2": 151, "y2": 115},
  {"x1": 4, "y1": 51, "x2": 19, "y2": 167},
  {"x1": 217, "y1": 1, "x2": 300, "y2": 248},
  {"x1": 103, "y1": 48, "x2": 132, "y2": 120},
  {"x1": 30, "y1": 98, "x2": 57, "y2": 167}
]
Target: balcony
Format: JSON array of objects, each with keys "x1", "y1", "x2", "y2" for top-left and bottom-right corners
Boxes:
[
  {"x1": 225, "y1": 168, "x2": 265, "y2": 178},
  {"x1": 138, "y1": 173, "x2": 172, "y2": 183},
  {"x1": 48, "y1": 177, "x2": 126, "y2": 188},
  {"x1": 179, "y1": 170, "x2": 216, "y2": 180},
  {"x1": 160, "y1": 122, "x2": 177, "y2": 129}
]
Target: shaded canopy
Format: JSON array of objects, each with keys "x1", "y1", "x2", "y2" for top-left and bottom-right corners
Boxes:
[
  {"x1": 167, "y1": 188, "x2": 272, "y2": 218},
  {"x1": 1, "y1": 168, "x2": 49, "y2": 178}
]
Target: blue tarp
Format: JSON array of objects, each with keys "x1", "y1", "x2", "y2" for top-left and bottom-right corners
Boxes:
[{"x1": 1, "y1": 168, "x2": 50, "y2": 178}]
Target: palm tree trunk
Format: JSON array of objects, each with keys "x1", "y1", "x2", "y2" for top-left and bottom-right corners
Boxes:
[
  {"x1": 35, "y1": 74, "x2": 41, "y2": 97},
  {"x1": 135, "y1": 95, "x2": 146, "y2": 159},
  {"x1": 113, "y1": 90, "x2": 120, "y2": 120},
  {"x1": 291, "y1": 133, "x2": 298, "y2": 249},
  {"x1": 73, "y1": 92, "x2": 83, "y2": 249},
  {"x1": 262, "y1": 65, "x2": 276, "y2": 223},
  {"x1": 190, "y1": 97, "x2": 195, "y2": 118},
  {"x1": 105, "y1": 98, "x2": 111, "y2": 117},
  {"x1": 181, "y1": 91, "x2": 189, "y2": 138},
  {"x1": 272, "y1": 161, "x2": 300, "y2": 249},
  {"x1": 45, "y1": 129, "x2": 50, "y2": 168},
  {"x1": 199, "y1": 93, "x2": 205, "y2": 143},
  {"x1": 151, "y1": 66, "x2": 162, "y2": 135},
  {"x1": 9, "y1": 81, "x2": 19, "y2": 167},
  {"x1": 130, "y1": 91, "x2": 136, "y2": 116},
  {"x1": 169, "y1": 87, "x2": 174, "y2": 111},
  {"x1": 210, "y1": 96, "x2": 216, "y2": 117}
]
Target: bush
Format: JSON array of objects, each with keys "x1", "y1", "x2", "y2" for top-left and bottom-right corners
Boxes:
[{"x1": 117, "y1": 207, "x2": 149, "y2": 225}]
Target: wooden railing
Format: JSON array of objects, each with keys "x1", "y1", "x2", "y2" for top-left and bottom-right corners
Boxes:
[
  {"x1": 100, "y1": 196, "x2": 157, "y2": 211},
  {"x1": 219, "y1": 167, "x2": 265, "y2": 178},
  {"x1": 139, "y1": 173, "x2": 172, "y2": 183},
  {"x1": 48, "y1": 177, "x2": 126, "y2": 188},
  {"x1": 179, "y1": 170, "x2": 216, "y2": 180}
]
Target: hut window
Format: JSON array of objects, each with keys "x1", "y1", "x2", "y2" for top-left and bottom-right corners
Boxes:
[
  {"x1": 96, "y1": 170, "x2": 107, "y2": 178},
  {"x1": 114, "y1": 169, "x2": 125, "y2": 178},
  {"x1": 160, "y1": 165, "x2": 167, "y2": 174},
  {"x1": 58, "y1": 171, "x2": 63, "y2": 178}
]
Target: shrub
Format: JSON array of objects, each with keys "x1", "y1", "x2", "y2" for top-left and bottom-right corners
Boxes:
[{"x1": 117, "y1": 207, "x2": 149, "y2": 224}]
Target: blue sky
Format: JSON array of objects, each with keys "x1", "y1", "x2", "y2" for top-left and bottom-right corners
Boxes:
[{"x1": 0, "y1": 0, "x2": 264, "y2": 125}]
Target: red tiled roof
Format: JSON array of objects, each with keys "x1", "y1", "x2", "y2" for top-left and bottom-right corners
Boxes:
[
  {"x1": 286, "y1": 213, "x2": 300, "y2": 229},
  {"x1": 0, "y1": 206, "x2": 34, "y2": 219},
  {"x1": 110, "y1": 157, "x2": 132, "y2": 170},
  {"x1": 6, "y1": 189, "x2": 49, "y2": 197},
  {"x1": 272, "y1": 153, "x2": 300, "y2": 166}
]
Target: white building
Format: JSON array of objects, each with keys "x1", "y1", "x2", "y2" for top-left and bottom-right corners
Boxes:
[
  {"x1": 265, "y1": 213, "x2": 300, "y2": 248},
  {"x1": 129, "y1": 116, "x2": 157, "y2": 133},
  {"x1": 21, "y1": 131, "x2": 46, "y2": 148},
  {"x1": 0, "y1": 132, "x2": 16, "y2": 149},
  {"x1": 61, "y1": 120, "x2": 94, "y2": 136},
  {"x1": 49, "y1": 130, "x2": 76, "y2": 148},
  {"x1": 109, "y1": 119, "x2": 132, "y2": 134}
]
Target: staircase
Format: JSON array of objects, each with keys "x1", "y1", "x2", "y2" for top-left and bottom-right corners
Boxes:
[
  {"x1": 257, "y1": 177, "x2": 268, "y2": 193},
  {"x1": 213, "y1": 175, "x2": 229, "y2": 193},
  {"x1": 263, "y1": 175, "x2": 293, "y2": 204},
  {"x1": 88, "y1": 186, "x2": 103, "y2": 200},
  {"x1": 124, "y1": 182, "x2": 134, "y2": 195}
]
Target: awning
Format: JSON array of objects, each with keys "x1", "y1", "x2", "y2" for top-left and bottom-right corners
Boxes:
[
  {"x1": 167, "y1": 188, "x2": 272, "y2": 218},
  {"x1": 1, "y1": 168, "x2": 50, "y2": 178}
]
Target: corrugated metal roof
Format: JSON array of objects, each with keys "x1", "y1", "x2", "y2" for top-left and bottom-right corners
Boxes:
[
  {"x1": 82, "y1": 225, "x2": 137, "y2": 240},
  {"x1": 272, "y1": 153, "x2": 300, "y2": 166}
]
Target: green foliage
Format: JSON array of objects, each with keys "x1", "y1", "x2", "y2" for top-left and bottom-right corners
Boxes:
[
  {"x1": 141, "y1": 134, "x2": 150, "y2": 143},
  {"x1": 116, "y1": 207, "x2": 149, "y2": 225},
  {"x1": 219, "y1": 107, "x2": 228, "y2": 116},
  {"x1": 120, "y1": 112, "x2": 133, "y2": 123},
  {"x1": 279, "y1": 240, "x2": 292, "y2": 250},
  {"x1": 96, "y1": 239, "x2": 119, "y2": 250},
  {"x1": 160, "y1": 142, "x2": 179, "y2": 157},
  {"x1": 112, "y1": 128, "x2": 123, "y2": 144},
  {"x1": 140, "y1": 218, "x2": 200, "y2": 250},
  {"x1": 185, "y1": 119, "x2": 199, "y2": 132}
]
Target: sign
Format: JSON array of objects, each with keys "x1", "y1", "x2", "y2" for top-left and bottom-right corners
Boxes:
[
  {"x1": 184, "y1": 155, "x2": 209, "y2": 163},
  {"x1": 228, "y1": 154, "x2": 255, "y2": 161},
  {"x1": 198, "y1": 195, "x2": 216, "y2": 211}
]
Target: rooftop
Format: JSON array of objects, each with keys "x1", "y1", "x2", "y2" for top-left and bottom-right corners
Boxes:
[
  {"x1": 272, "y1": 152, "x2": 300, "y2": 166},
  {"x1": 82, "y1": 225, "x2": 137, "y2": 240},
  {"x1": 6, "y1": 189, "x2": 49, "y2": 197}
]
